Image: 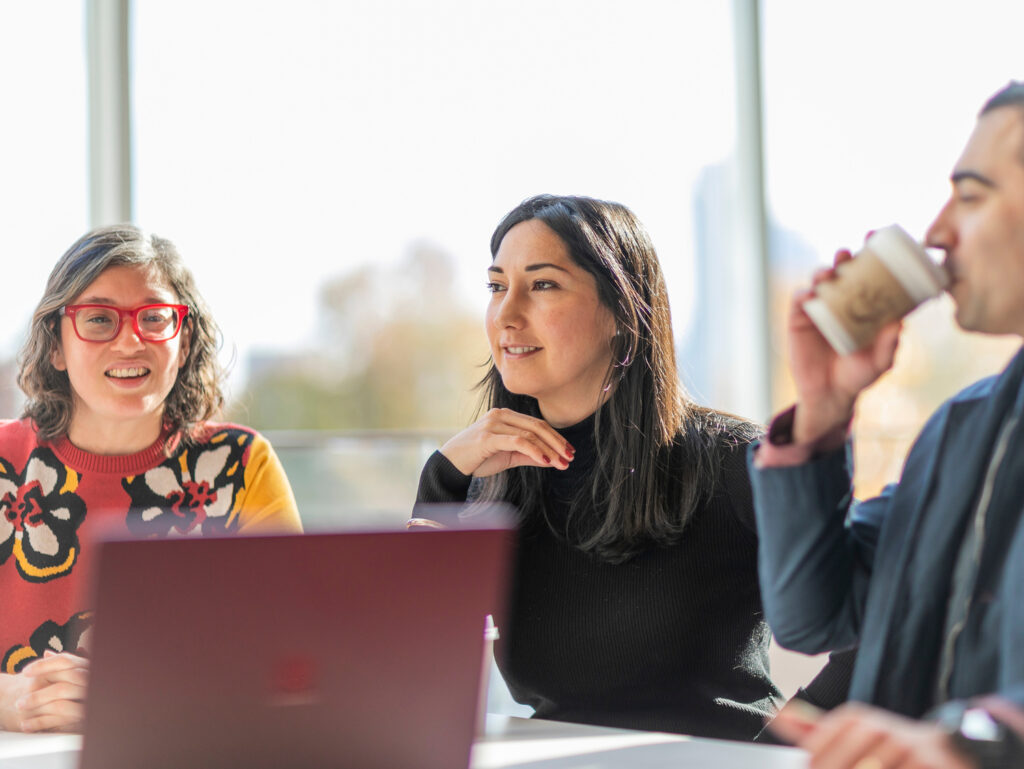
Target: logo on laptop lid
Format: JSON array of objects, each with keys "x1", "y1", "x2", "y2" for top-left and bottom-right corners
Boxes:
[{"x1": 267, "y1": 654, "x2": 320, "y2": 707}]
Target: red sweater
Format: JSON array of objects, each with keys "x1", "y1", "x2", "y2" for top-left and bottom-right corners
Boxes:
[{"x1": 0, "y1": 419, "x2": 301, "y2": 673}]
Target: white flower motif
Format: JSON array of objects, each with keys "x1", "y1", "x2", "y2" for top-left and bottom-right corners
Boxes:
[
  {"x1": 144, "y1": 466, "x2": 181, "y2": 498},
  {"x1": 26, "y1": 523, "x2": 59, "y2": 557},
  {"x1": 24, "y1": 456, "x2": 58, "y2": 495},
  {"x1": 130, "y1": 441, "x2": 243, "y2": 536}
]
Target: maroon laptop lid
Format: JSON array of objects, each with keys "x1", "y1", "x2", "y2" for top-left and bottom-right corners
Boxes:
[{"x1": 78, "y1": 523, "x2": 513, "y2": 769}]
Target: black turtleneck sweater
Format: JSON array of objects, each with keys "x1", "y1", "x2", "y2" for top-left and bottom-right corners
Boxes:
[{"x1": 417, "y1": 413, "x2": 833, "y2": 741}]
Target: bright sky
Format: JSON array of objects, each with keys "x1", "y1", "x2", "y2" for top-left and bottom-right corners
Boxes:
[
  {"x1": 2, "y1": 1, "x2": 1024, "y2": 398},
  {"x1": 762, "y1": 1, "x2": 1024, "y2": 253}
]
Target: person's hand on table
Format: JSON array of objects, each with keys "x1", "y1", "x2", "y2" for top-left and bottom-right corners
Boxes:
[
  {"x1": 771, "y1": 701, "x2": 975, "y2": 769},
  {"x1": 0, "y1": 652, "x2": 89, "y2": 733},
  {"x1": 440, "y1": 408, "x2": 575, "y2": 477}
]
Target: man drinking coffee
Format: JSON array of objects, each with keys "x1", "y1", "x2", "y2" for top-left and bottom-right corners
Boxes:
[{"x1": 750, "y1": 81, "x2": 1024, "y2": 768}]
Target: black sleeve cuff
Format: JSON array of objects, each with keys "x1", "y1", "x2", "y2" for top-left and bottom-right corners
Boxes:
[
  {"x1": 790, "y1": 647, "x2": 856, "y2": 711},
  {"x1": 415, "y1": 450, "x2": 473, "y2": 504}
]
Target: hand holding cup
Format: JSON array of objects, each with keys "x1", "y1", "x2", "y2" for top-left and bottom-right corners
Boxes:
[
  {"x1": 787, "y1": 226, "x2": 948, "y2": 449},
  {"x1": 803, "y1": 225, "x2": 948, "y2": 356}
]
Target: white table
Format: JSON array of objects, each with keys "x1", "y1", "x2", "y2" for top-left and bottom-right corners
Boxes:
[
  {"x1": 474, "y1": 715, "x2": 807, "y2": 768},
  {"x1": 0, "y1": 715, "x2": 807, "y2": 768}
]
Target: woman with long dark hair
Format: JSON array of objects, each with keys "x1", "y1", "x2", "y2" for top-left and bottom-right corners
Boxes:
[{"x1": 416, "y1": 194, "x2": 846, "y2": 740}]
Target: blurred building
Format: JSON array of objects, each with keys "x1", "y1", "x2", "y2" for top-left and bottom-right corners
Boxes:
[
  {"x1": 682, "y1": 160, "x2": 1018, "y2": 499},
  {"x1": 680, "y1": 160, "x2": 817, "y2": 417}
]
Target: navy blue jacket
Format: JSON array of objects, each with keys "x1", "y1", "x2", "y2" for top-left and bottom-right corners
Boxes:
[{"x1": 749, "y1": 346, "x2": 1024, "y2": 716}]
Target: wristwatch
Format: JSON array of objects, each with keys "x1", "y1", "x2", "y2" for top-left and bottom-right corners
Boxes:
[{"x1": 932, "y1": 700, "x2": 1024, "y2": 769}]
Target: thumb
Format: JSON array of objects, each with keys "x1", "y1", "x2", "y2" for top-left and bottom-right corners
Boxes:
[{"x1": 871, "y1": 320, "x2": 903, "y2": 370}]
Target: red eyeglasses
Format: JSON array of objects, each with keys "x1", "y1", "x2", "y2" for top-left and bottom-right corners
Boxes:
[{"x1": 60, "y1": 304, "x2": 190, "y2": 343}]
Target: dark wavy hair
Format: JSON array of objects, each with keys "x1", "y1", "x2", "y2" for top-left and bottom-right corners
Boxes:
[
  {"x1": 474, "y1": 195, "x2": 758, "y2": 563},
  {"x1": 17, "y1": 225, "x2": 225, "y2": 443}
]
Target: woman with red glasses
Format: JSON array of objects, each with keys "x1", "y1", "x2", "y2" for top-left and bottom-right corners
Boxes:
[{"x1": 0, "y1": 225, "x2": 302, "y2": 732}]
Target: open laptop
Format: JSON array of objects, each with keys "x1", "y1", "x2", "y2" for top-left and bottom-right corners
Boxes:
[{"x1": 65, "y1": 515, "x2": 512, "y2": 769}]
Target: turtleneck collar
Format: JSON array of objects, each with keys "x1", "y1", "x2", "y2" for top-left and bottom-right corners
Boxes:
[
  {"x1": 553, "y1": 409, "x2": 597, "y2": 445},
  {"x1": 546, "y1": 408, "x2": 600, "y2": 505}
]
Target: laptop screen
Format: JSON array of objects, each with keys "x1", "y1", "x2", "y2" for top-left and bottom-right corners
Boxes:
[{"x1": 78, "y1": 523, "x2": 513, "y2": 769}]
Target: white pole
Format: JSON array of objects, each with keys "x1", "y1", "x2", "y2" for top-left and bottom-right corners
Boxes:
[
  {"x1": 86, "y1": 0, "x2": 132, "y2": 226},
  {"x1": 730, "y1": 0, "x2": 773, "y2": 421}
]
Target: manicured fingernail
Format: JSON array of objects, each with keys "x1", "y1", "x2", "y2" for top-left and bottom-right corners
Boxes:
[
  {"x1": 543, "y1": 455, "x2": 551, "y2": 464},
  {"x1": 566, "y1": 444, "x2": 575, "y2": 454}
]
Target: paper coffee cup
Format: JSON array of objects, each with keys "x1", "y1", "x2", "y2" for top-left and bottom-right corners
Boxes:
[{"x1": 803, "y1": 225, "x2": 949, "y2": 355}]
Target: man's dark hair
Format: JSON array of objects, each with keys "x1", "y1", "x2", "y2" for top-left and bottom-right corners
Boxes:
[
  {"x1": 981, "y1": 81, "x2": 1024, "y2": 115},
  {"x1": 980, "y1": 82, "x2": 1024, "y2": 163}
]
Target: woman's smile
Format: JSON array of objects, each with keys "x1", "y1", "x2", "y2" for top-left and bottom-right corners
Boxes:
[
  {"x1": 502, "y1": 344, "x2": 542, "y2": 357},
  {"x1": 104, "y1": 362, "x2": 153, "y2": 384}
]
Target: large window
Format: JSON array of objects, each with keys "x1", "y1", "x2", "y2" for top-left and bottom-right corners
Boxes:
[
  {"x1": 11, "y1": 2, "x2": 1024, "y2": 704},
  {"x1": 127, "y1": 6, "x2": 796, "y2": 707},
  {"x1": 762, "y1": 0, "x2": 1024, "y2": 497},
  {"x1": 131, "y1": 1, "x2": 738, "y2": 433}
]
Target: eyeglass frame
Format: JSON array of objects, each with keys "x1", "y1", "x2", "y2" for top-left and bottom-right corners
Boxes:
[{"x1": 59, "y1": 303, "x2": 190, "y2": 343}]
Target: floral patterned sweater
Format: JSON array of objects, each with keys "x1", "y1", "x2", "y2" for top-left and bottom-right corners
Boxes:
[{"x1": 0, "y1": 418, "x2": 301, "y2": 673}]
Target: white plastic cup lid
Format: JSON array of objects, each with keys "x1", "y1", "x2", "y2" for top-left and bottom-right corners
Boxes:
[{"x1": 868, "y1": 225, "x2": 949, "y2": 303}]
